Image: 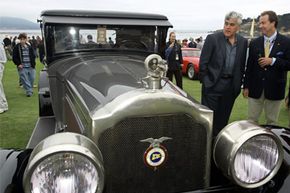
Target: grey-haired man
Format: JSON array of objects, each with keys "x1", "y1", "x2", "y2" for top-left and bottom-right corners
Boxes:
[{"x1": 199, "y1": 11, "x2": 248, "y2": 136}]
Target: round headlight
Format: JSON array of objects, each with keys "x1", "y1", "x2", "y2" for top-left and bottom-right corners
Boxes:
[
  {"x1": 30, "y1": 152, "x2": 99, "y2": 193},
  {"x1": 213, "y1": 120, "x2": 283, "y2": 188},
  {"x1": 23, "y1": 132, "x2": 104, "y2": 193},
  {"x1": 234, "y1": 135, "x2": 279, "y2": 184}
]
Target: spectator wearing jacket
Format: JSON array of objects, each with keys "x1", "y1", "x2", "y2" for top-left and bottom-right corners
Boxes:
[
  {"x1": 165, "y1": 32, "x2": 183, "y2": 89},
  {"x1": 199, "y1": 11, "x2": 248, "y2": 136},
  {"x1": 13, "y1": 33, "x2": 36, "y2": 97},
  {"x1": 188, "y1": 37, "x2": 197, "y2": 48},
  {"x1": 243, "y1": 11, "x2": 290, "y2": 125}
]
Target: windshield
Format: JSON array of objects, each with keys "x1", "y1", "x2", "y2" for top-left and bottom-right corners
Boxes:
[{"x1": 52, "y1": 25, "x2": 157, "y2": 53}]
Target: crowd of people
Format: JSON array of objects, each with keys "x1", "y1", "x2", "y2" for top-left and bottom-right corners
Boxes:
[
  {"x1": 165, "y1": 10, "x2": 290, "y2": 134},
  {"x1": 2, "y1": 34, "x2": 44, "y2": 62},
  {"x1": 0, "y1": 33, "x2": 45, "y2": 113},
  {"x1": 1, "y1": 10, "x2": 290, "y2": 132},
  {"x1": 180, "y1": 37, "x2": 204, "y2": 49}
]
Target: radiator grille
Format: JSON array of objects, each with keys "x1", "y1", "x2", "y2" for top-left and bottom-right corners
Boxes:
[{"x1": 98, "y1": 114, "x2": 208, "y2": 193}]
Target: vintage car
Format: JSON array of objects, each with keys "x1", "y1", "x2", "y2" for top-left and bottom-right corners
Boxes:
[
  {"x1": 181, "y1": 48, "x2": 200, "y2": 80},
  {"x1": 0, "y1": 10, "x2": 289, "y2": 193}
]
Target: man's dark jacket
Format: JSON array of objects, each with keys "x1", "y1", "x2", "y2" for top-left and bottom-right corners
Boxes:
[
  {"x1": 244, "y1": 33, "x2": 290, "y2": 100},
  {"x1": 12, "y1": 43, "x2": 36, "y2": 68},
  {"x1": 199, "y1": 32, "x2": 248, "y2": 96}
]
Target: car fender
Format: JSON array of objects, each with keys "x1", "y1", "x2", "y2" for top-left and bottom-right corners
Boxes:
[
  {"x1": 0, "y1": 149, "x2": 32, "y2": 193},
  {"x1": 264, "y1": 126, "x2": 290, "y2": 193}
]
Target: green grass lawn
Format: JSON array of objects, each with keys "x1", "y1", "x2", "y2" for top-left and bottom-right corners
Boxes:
[{"x1": 0, "y1": 60, "x2": 289, "y2": 148}]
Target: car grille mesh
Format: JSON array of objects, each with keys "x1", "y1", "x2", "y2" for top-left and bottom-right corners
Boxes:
[{"x1": 98, "y1": 114, "x2": 208, "y2": 193}]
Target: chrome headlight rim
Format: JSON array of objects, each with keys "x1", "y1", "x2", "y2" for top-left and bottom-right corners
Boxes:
[
  {"x1": 23, "y1": 132, "x2": 104, "y2": 193},
  {"x1": 213, "y1": 120, "x2": 284, "y2": 189}
]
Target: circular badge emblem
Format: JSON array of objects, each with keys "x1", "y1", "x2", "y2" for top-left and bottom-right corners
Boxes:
[{"x1": 144, "y1": 145, "x2": 168, "y2": 169}]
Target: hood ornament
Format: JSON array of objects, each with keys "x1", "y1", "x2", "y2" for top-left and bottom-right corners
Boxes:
[
  {"x1": 142, "y1": 54, "x2": 167, "y2": 90},
  {"x1": 140, "y1": 137, "x2": 172, "y2": 147},
  {"x1": 140, "y1": 137, "x2": 172, "y2": 170}
]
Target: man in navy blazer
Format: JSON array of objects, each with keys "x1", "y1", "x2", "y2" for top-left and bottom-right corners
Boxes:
[
  {"x1": 199, "y1": 11, "x2": 248, "y2": 136},
  {"x1": 243, "y1": 11, "x2": 290, "y2": 125}
]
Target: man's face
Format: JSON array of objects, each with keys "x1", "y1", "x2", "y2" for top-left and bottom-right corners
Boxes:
[
  {"x1": 19, "y1": 38, "x2": 27, "y2": 45},
  {"x1": 223, "y1": 18, "x2": 240, "y2": 38},
  {"x1": 169, "y1": 33, "x2": 176, "y2": 43},
  {"x1": 259, "y1": 15, "x2": 275, "y2": 36}
]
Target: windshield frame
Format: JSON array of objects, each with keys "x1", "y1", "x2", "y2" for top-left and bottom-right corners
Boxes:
[{"x1": 43, "y1": 23, "x2": 170, "y2": 64}]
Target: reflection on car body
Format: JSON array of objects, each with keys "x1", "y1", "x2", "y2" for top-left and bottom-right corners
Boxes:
[{"x1": 0, "y1": 10, "x2": 289, "y2": 193}]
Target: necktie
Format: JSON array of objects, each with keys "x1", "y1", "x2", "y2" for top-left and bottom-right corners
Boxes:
[{"x1": 264, "y1": 39, "x2": 270, "y2": 58}]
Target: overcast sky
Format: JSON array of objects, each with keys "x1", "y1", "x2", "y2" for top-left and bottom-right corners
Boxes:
[{"x1": 0, "y1": 0, "x2": 288, "y2": 31}]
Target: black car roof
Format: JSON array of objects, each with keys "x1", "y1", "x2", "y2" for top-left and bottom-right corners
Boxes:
[
  {"x1": 41, "y1": 10, "x2": 173, "y2": 27},
  {"x1": 41, "y1": 10, "x2": 167, "y2": 20}
]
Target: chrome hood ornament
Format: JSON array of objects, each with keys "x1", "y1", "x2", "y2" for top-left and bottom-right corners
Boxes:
[
  {"x1": 140, "y1": 137, "x2": 172, "y2": 147},
  {"x1": 142, "y1": 54, "x2": 168, "y2": 90}
]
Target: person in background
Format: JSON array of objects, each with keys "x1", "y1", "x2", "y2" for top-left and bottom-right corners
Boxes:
[
  {"x1": 36, "y1": 36, "x2": 45, "y2": 64},
  {"x1": 199, "y1": 11, "x2": 248, "y2": 136},
  {"x1": 30, "y1": 36, "x2": 38, "y2": 57},
  {"x1": 196, "y1": 37, "x2": 204, "y2": 50},
  {"x1": 13, "y1": 33, "x2": 36, "y2": 97},
  {"x1": 108, "y1": 37, "x2": 114, "y2": 47},
  {"x1": 27, "y1": 37, "x2": 31, "y2": 45},
  {"x1": 182, "y1": 38, "x2": 188, "y2": 48},
  {"x1": 3, "y1": 35, "x2": 12, "y2": 60},
  {"x1": 0, "y1": 43, "x2": 8, "y2": 113},
  {"x1": 165, "y1": 32, "x2": 183, "y2": 89},
  {"x1": 11, "y1": 36, "x2": 18, "y2": 50},
  {"x1": 87, "y1": 34, "x2": 95, "y2": 43},
  {"x1": 243, "y1": 10, "x2": 290, "y2": 125},
  {"x1": 188, "y1": 37, "x2": 197, "y2": 48}
]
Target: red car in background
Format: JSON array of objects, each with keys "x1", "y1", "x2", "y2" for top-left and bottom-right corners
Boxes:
[{"x1": 181, "y1": 48, "x2": 201, "y2": 80}]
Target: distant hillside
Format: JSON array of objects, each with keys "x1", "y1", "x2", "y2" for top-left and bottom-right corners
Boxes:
[
  {"x1": 0, "y1": 17, "x2": 39, "y2": 30},
  {"x1": 239, "y1": 13, "x2": 290, "y2": 37}
]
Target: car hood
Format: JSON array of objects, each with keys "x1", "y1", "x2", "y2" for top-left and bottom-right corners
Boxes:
[{"x1": 51, "y1": 53, "x2": 148, "y2": 112}]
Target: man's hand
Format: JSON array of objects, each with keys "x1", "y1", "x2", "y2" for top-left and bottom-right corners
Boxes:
[
  {"x1": 18, "y1": 64, "x2": 23, "y2": 69},
  {"x1": 258, "y1": 57, "x2": 272, "y2": 68},
  {"x1": 243, "y1": 88, "x2": 249, "y2": 98}
]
